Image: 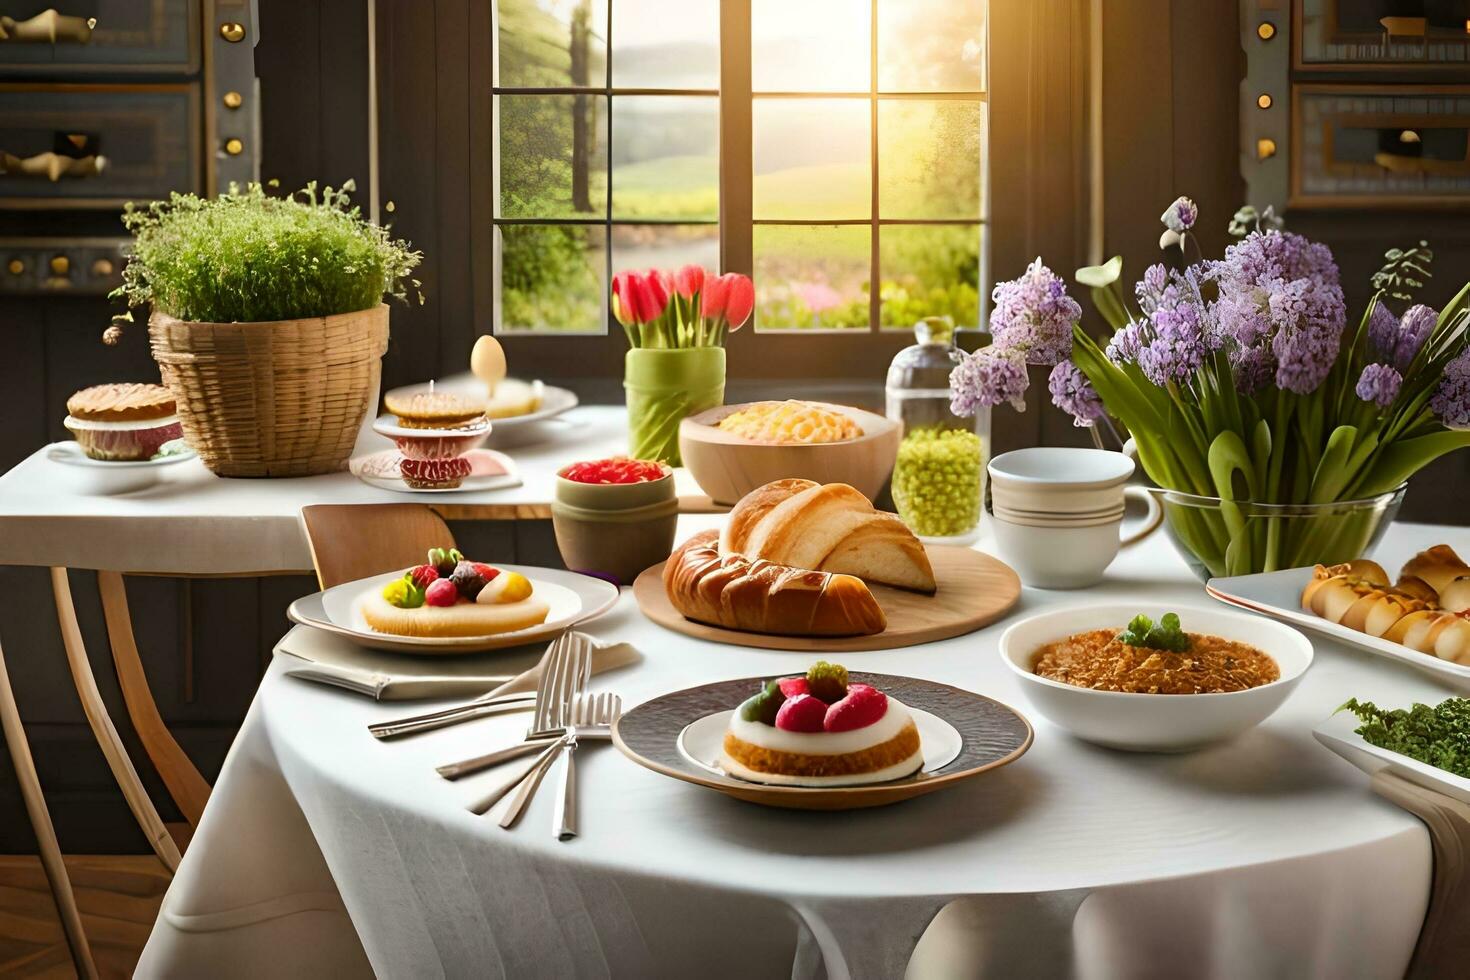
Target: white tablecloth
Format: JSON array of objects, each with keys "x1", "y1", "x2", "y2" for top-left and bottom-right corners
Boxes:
[{"x1": 138, "y1": 521, "x2": 1452, "y2": 979}]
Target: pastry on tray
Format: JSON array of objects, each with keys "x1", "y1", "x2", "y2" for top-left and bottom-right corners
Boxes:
[
  {"x1": 361, "y1": 547, "x2": 549, "y2": 638},
  {"x1": 1301, "y1": 548, "x2": 1470, "y2": 664},
  {"x1": 721, "y1": 661, "x2": 923, "y2": 787},
  {"x1": 716, "y1": 400, "x2": 862, "y2": 444},
  {"x1": 64, "y1": 383, "x2": 184, "y2": 461},
  {"x1": 721, "y1": 479, "x2": 936, "y2": 594}
]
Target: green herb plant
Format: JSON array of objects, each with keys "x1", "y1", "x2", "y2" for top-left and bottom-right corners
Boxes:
[
  {"x1": 1116, "y1": 613, "x2": 1191, "y2": 653},
  {"x1": 110, "y1": 180, "x2": 423, "y2": 328},
  {"x1": 1340, "y1": 697, "x2": 1470, "y2": 779}
]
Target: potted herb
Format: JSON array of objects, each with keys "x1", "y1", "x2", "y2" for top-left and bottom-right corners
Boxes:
[
  {"x1": 612, "y1": 265, "x2": 754, "y2": 465},
  {"x1": 109, "y1": 180, "x2": 422, "y2": 477}
]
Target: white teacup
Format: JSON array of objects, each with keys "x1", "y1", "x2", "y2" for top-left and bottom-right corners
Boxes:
[
  {"x1": 991, "y1": 485, "x2": 1161, "y2": 589},
  {"x1": 989, "y1": 447, "x2": 1136, "y2": 517}
]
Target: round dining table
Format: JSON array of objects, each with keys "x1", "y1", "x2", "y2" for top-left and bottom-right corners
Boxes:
[{"x1": 136, "y1": 516, "x2": 1453, "y2": 980}]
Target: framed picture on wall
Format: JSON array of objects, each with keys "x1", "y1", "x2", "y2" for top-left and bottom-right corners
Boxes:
[
  {"x1": 1294, "y1": 0, "x2": 1470, "y2": 70},
  {"x1": 1290, "y1": 83, "x2": 1470, "y2": 207}
]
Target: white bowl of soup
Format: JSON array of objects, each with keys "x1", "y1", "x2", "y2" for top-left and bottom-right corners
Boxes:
[{"x1": 999, "y1": 602, "x2": 1313, "y2": 752}]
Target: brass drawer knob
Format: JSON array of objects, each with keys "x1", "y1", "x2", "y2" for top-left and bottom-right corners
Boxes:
[
  {"x1": 91, "y1": 258, "x2": 114, "y2": 277},
  {"x1": 224, "y1": 138, "x2": 244, "y2": 156},
  {"x1": 219, "y1": 22, "x2": 246, "y2": 42},
  {"x1": 1257, "y1": 22, "x2": 1276, "y2": 40},
  {"x1": 1257, "y1": 138, "x2": 1277, "y2": 160},
  {"x1": 1257, "y1": 94, "x2": 1273, "y2": 110},
  {"x1": 223, "y1": 90, "x2": 243, "y2": 110},
  {"x1": 6, "y1": 259, "x2": 23, "y2": 276},
  {"x1": 49, "y1": 255, "x2": 70, "y2": 276}
]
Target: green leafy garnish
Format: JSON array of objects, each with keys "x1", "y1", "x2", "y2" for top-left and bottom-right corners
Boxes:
[
  {"x1": 738, "y1": 680, "x2": 785, "y2": 725},
  {"x1": 1340, "y1": 697, "x2": 1470, "y2": 779},
  {"x1": 1116, "y1": 612, "x2": 1191, "y2": 652},
  {"x1": 806, "y1": 660, "x2": 849, "y2": 703}
]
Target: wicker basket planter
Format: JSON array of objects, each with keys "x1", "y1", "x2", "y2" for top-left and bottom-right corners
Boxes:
[{"x1": 148, "y1": 304, "x2": 390, "y2": 477}]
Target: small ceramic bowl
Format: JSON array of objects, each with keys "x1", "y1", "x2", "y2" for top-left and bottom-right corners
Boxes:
[
  {"x1": 552, "y1": 463, "x2": 678, "y2": 585},
  {"x1": 999, "y1": 602, "x2": 1313, "y2": 751}
]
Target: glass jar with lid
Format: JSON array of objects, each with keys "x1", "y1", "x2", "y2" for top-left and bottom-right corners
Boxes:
[{"x1": 885, "y1": 316, "x2": 989, "y2": 546}]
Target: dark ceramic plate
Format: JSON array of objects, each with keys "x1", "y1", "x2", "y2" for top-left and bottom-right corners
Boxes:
[{"x1": 612, "y1": 672, "x2": 1033, "y2": 810}]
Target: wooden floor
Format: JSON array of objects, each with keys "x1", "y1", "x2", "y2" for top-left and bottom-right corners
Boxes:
[{"x1": 0, "y1": 854, "x2": 170, "y2": 979}]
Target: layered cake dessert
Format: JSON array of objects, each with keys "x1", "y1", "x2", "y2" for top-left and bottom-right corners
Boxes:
[
  {"x1": 720, "y1": 662, "x2": 924, "y2": 787},
  {"x1": 361, "y1": 547, "x2": 550, "y2": 637},
  {"x1": 64, "y1": 383, "x2": 184, "y2": 461},
  {"x1": 376, "y1": 389, "x2": 490, "y2": 489}
]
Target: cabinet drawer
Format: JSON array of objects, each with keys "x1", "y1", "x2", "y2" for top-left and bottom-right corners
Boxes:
[
  {"x1": 0, "y1": 84, "x2": 199, "y2": 207},
  {"x1": 0, "y1": 1, "x2": 199, "y2": 73}
]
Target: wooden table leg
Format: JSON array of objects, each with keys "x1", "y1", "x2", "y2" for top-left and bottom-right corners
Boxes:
[
  {"x1": 0, "y1": 637, "x2": 98, "y2": 979},
  {"x1": 97, "y1": 571, "x2": 211, "y2": 827},
  {"x1": 50, "y1": 568, "x2": 182, "y2": 873},
  {"x1": 1371, "y1": 770, "x2": 1470, "y2": 980}
]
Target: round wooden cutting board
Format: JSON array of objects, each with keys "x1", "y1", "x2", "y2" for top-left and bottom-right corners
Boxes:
[{"x1": 632, "y1": 545, "x2": 1021, "y2": 652}]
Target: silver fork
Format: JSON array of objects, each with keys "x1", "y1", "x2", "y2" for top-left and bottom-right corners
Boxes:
[
  {"x1": 488, "y1": 692, "x2": 620, "y2": 829},
  {"x1": 550, "y1": 692, "x2": 622, "y2": 840}
]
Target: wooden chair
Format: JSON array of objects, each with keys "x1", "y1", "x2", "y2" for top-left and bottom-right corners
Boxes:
[{"x1": 301, "y1": 504, "x2": 456, "y2": 589}]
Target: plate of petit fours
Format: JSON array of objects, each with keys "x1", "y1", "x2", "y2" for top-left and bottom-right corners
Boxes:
[
  {"x1": 288, "y1": 546, "x2": 619, "y2": 654},
  {"x1": 612, "y1": 661, "x2": 1032, "y2": 809},
  {"x1": 1208, "y1": 544, "x2": 1470, "y2": 692},
  {"x1": 634, "y1": 478, "x2": 1021, "y2": 650}
]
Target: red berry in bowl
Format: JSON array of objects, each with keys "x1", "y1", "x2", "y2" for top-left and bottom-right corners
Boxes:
[
  {"x1": 774, "y1": 693, "x2": 827, "y2": 733},
  {"x1": 824, "y1": 683, "x2": 887, "y2": 732},
  {"x1": 408, "y1": 564, "x2": 439, "y2": 590},
  {"x1": 424, "y1": 578, "x2": 460, "y2": 607}
]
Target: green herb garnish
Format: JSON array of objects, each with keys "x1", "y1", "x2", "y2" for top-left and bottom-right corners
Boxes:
[
  {"x1": 1116, "y1": 612, "x2": 1191, "y2": 652},
  {"x1": 1340, "y1": 697, "x2": 1470, "y2": 779}
]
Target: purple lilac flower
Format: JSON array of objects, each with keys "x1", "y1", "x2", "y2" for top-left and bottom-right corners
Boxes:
[
  {"x1": 1206, "y1": 230, "x2": 1346, "y2": 395},
  {"x1": 1135, "y1": 263, "x2": 1169, "y2": 315},
  {"x1": 1161, "y1": 196, "x2": 1198, "y2": 234},
  {"x1": 1366, "y1": 301, "x2": 1397, "y2": 360},
  {"x1": 1047, "y1": 360, "x2": 1104, "y2": 427},
  {"x1": 1355, "y1": 363, "x2": 1402, "y2": 408},
  {"x1": 1369, "y1": 304, "x2": 1437, "y2": 371},
  {"x1": 988, "y1": 258, "x2": 1082, "y2": 366},
  {"x1": 950, "y1": 346, "x2": 1029, "y2": 415},
  {"x1": 1431, "y1": 348, "x2": 1470, "y2": 429},
  {"x1": 1108, "y1": 268, "x2": 1214, "y2": 386}
]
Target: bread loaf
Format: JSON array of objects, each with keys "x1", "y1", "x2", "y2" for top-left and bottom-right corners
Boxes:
[
  {"x1": 722, "y1": 479, "x2": 936, "y2": 594},
  {"x1": 1301, "y1": 561, "x2": 1470, "y2": 664},
  {"x1": 664, "y1": 531, "x2": 886, "y2": 637}
]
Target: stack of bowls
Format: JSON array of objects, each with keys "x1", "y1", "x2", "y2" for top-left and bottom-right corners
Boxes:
[{"x1": 988, "y1": 448, "x2": 1157, "y2": 589}]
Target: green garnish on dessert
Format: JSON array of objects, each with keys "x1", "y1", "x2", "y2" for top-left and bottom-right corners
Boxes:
[
  {"x1": 805, "y1": 660, "x2": 849, "y2": 703},
  {"x1": 381, "y1": 576, "x2": 426, "y2": 609},
  {"x1": 1339, "y1": 697, "x2": 1470, "y2": 779},
  {"x1": 891, "y1": 427, "x2": 983, "y2": 538},
  {"x1": 1116, "y1": 612, "x2": 1190, "y2": 652},
  {"x1": 738, "y1": 680, "x2": 785, "y2": 725}
]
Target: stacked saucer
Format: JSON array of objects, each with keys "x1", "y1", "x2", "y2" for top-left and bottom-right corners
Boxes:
[{"x1": 987, "y1": 448, "x2": 1158, "y2": 588}]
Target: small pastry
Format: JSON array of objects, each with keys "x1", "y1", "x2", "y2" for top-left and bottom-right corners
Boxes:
[
  {"x1": 1394, "y1": 576, "x2": 1439, "y2": 603},
  {"x1": 1401, "y1": 545, "x2": 1470, "y2": 596},
  {"x1": 360, "y1": 548, "x2": 549, "y2": 638},
  {"x1": 384, "y1": 390, "x2": 486, "y2": 430},
  {"x1": 64, "y1": 383, "x2": 184, "y2": 461},
  {"x1": 1436, "y1": 577, "x2": 1470, "y2": 615}
]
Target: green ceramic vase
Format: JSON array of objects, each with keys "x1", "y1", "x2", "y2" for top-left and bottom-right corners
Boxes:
[{"x1": 623, "y1": 346, "x2": 725, "y2": 466}]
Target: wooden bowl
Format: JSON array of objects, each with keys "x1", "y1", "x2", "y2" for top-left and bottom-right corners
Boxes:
[{"x1": 678, "y1": 402, "x2": 900, "y2": 505}]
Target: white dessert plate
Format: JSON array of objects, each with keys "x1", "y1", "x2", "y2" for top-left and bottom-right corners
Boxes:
[
  {"x1": 1207, "y1": 567, "x2": 1470, "y2": 693},
  {"x1": 613, "y1": 673, "x2": 1032, "y2": 810},
  {"x1": 1314, "y1": 708, "x2": 1470, "y2": 806},
  {"x1": 348, "y1": 448, "x2": 523, "y2": 494},
  {"x1": 286, "y1": 565, "x2": 618, "y2": 655},
  {"x1": 677, "y1": 707, "x2": 963, "y2": 784},
  {"x1": 46, "y1": 439, "x2": 197, "y2": 494}
]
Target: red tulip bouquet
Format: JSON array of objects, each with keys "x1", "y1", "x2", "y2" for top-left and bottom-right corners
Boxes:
[{"x1": 613, "y1": 265, "x2": 755, "y2": 463}]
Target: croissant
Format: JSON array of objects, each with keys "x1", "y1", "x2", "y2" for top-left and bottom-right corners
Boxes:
[
  {"x1": 663, "y1": 531, "x2": 886, "y2": 637},
  {"x1": 1400, "y1": 544, "x2": 1470, "y2": 595},
  {"x1": 1301, "y1": 563, "x2": 1470, "y2": 665}
]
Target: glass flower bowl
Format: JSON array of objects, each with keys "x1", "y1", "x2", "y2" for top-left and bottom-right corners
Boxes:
[{"x1": 1157, "y1": 485, "x2": 1408, "y2": 582}]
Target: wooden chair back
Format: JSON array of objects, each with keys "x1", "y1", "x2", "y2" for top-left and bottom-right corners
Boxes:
[{"x1": 301, "y1": 504, "x2": 456, "y2": 589}]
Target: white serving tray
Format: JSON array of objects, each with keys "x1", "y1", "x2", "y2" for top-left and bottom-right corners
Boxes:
[
  {"x1": 1315, "y1": 708, "x2": 1470, "y2": 806},
  {"x1": 1207, "y1": 566, "x2": 1470, "y2": 692}
]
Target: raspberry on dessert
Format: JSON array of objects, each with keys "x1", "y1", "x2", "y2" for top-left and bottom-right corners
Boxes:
[
  {"x1": 774, "y1": 693, "x2": 827, "y2": 732},
  {"x1": 777, "y1": 676, "x2": 811, "y2": 700},
  {"x1": 424, "y1": 578, "x2": 460, "y2": 607},
  {"x1": 806, "y1": 661, "x2": 849, "y2": 703},
  {"x1": 408, "y1": 564, "x2": 439, "y2": 590},
  {"x1": 824, "y1": 683, "x2": 887, "y2": 732}
]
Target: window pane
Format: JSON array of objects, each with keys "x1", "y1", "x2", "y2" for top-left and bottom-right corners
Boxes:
[
  {"x1": 612, "y1": 96, "x2": 719, "y2": 221},
  {"x1": 496, "y1": 0, "x2": 608, "y2": 89},
  {"x1": 877, "y1": 0, "x2": 985, "y2": 92},
  {"x1": 879, "y1": 225, "x2": 981, "y2": 330},
  {"x1": 752, "y1": 0, "x2": 869, "y2": 92},
  {"x1": 496, "y1": 224, "x2": 607, "y2": 333},
  {"x1": 754, "y1": 225, "x2": 870, "y2": 331},
  {"x1": 879, "y1": 100, "x2": 983, "y2": 219},
  {"x1": 612, "y1": 0, "x2": 719, "y2": 89},
  {"x1": 497, "y1": 94, "x2": 608, "y2": 219},
  {"x1": 612, "y1": 224, "x2": 720, "y2": 277},
  {"x1": 753, "y1": 99, "x2": 870, "y2": 220}
]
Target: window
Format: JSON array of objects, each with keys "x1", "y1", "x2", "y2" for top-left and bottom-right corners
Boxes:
[{"x1": 492, "y1": 0, "x2": 986, "y2": 335}]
